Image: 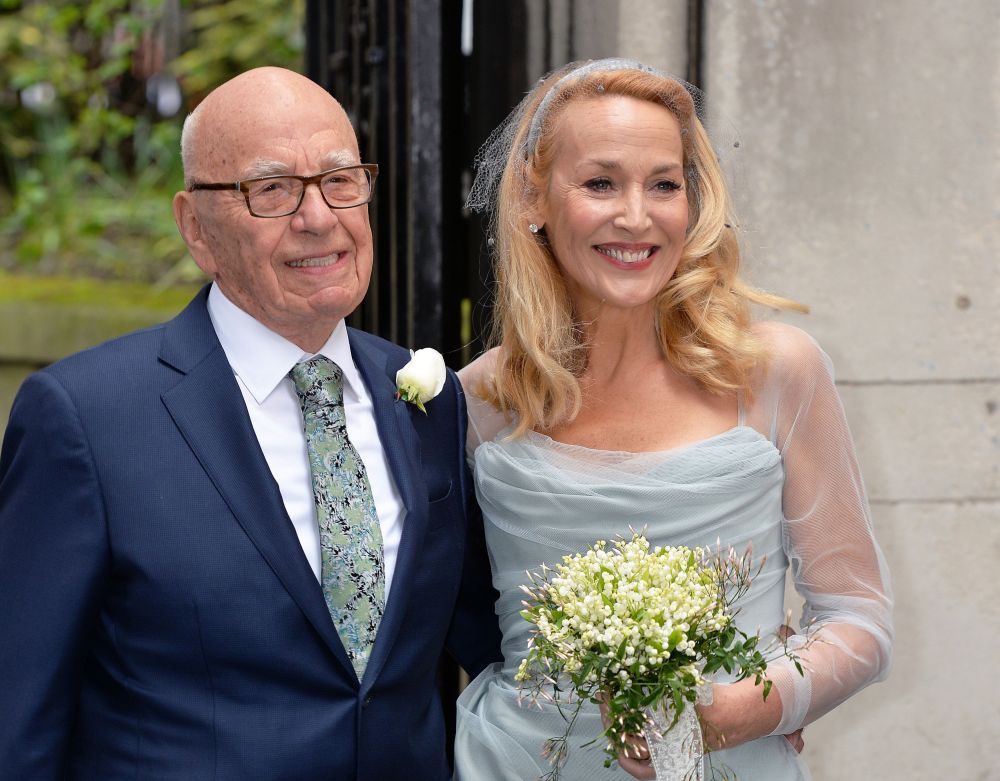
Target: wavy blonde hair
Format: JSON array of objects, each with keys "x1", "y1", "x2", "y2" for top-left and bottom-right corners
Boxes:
[{"x1": 482, "y1": 63, "x2": 804, "y2": 437}]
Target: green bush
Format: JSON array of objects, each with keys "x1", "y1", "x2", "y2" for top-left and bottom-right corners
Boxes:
[{"x1": 0, "y1": 0, "x2": 304, "y2": 285}]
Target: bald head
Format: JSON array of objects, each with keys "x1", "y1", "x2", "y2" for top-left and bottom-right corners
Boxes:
[{"x1": 181, "y1": 67, "x2": 357, "y2": 186}]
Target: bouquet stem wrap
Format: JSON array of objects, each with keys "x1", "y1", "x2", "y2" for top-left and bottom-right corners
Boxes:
[{"x1": 647, "y1": 684, "x2": 713, "y2": 781}]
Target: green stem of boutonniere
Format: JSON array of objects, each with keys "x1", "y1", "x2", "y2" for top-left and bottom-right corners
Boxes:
[{"x1": 396, "y1": 384, "x2": 428, "y2": 414}]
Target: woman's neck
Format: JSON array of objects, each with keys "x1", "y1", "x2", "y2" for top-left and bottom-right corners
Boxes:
[{"x1": 579, "y1": 304, "x2": 664, "y2": 384}]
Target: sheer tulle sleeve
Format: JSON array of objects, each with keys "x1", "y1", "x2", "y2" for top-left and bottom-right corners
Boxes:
[
  {"x1": 746, "y1": 322, "x2": 893, "y2": 735},
  {"x1": 457, "y1": 348, "x2": 510, "y2": 465}
]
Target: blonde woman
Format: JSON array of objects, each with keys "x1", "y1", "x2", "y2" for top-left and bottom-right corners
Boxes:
[{"x1": 454, "y1": 59, "x2": 892, "y2": 780}]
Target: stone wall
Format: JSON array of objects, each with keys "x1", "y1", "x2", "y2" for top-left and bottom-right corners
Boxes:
[{"x1": 703, "y1": 3, "x2": 997, "y2": 777}]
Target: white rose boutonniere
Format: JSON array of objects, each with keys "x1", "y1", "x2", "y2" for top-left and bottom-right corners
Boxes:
[{"x1": 395, "y1": 348, "x2": 446, "y2": 414}]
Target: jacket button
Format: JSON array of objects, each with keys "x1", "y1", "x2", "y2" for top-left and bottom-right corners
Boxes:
[{"x1": 364, "y1": 694, "x2": 374, "y2": 706}]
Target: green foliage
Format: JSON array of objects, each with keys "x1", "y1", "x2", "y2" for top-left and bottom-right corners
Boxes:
[
  {"x1": 172, "y1": 0, "x2": 305, "y2": 100},
  {"x1": 0, "y1": 0, "x2": 304, "y2": 284},
  {"x1": 0, "y1": 270, "x2": 199, "y2": 311}
]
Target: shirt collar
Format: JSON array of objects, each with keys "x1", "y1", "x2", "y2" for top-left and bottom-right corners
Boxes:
[{"x1": 207, "y1": 283, "x2": 364, "y2": 404}]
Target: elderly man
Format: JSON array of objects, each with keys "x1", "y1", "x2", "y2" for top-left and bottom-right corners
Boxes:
[{"x1": 0, "y1": 67, "x2": 500, "y2": 780}]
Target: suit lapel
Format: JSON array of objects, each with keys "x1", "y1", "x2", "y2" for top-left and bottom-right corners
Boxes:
[
  {"x1": 349, "y1": 334, "x2": 429, "y2": 688},
  {"x1": 158, "y1": 290, "x2": 356, "y2": 680}
]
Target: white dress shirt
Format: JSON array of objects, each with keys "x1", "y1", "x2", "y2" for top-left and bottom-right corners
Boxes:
[{"x1": 206, "y1": 284, "x2": 406, "y2": 599}]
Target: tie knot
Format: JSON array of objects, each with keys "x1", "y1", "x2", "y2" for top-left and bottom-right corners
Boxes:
[{"x1": 289, "y1": 356, "x2": 345, "y2": 409}]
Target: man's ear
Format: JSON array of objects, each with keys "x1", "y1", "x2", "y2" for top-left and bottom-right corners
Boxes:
[{"x1": 173, "y1": 191, "x2": 217, "y2": 277}]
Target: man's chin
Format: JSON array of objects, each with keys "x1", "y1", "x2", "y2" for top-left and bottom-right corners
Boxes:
[{"x1": 304, "y1": 286, "x2": 365, "y2": 322}]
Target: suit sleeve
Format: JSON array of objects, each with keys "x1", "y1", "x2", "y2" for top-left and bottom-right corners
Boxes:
[
  {"x1": 443, "y1": 371, "x2": 502, "y2": 677},
  {"x1": 0, "y1": 371, "x2": 109, "y2": 779}
]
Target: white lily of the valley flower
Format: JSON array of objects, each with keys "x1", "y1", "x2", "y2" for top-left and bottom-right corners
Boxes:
[{"x1": 395, "y1": 348, "x2": 446, "y2": 414}]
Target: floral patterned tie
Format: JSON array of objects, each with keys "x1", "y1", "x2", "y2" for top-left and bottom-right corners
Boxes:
[{"x1": 290, "y1": 356, "x2": 385, "y2": 679}]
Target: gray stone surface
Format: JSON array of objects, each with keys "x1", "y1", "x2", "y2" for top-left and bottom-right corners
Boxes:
[
  {"x1": 0, "y1": 302, "x2": 168, "y2": 365},
  {"x1": 706, "y1": 0, "x2": 1000, "y2": 383},
  {"x1": 609, "y1": 0, "x2": 687, "y2": 77},
  {"x1": 531, "y1": 0, "x2": 688, "y2": 78},
  {"x1": 0, "y1": 297, "x2": 191, "y2": 430},
  {"x1": 789, "y1": 502, "x2": 1000, "y2": 779},
  {"x1": 839, "y1": 382, "x2": 1000, "y2": 502},
  {"x1": 701, "y1": 2, "x2": 999, "y2": 778},
  {"x1": 0, "y1": 366, "x2": 31, "y2": 430}
]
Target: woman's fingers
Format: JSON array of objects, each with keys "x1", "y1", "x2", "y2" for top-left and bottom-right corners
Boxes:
[
  {"x1": 617, "y1": 752, "x2": 657, "y2": 779},
  {"x1": 784, "y1": 728, "x2": 805, "y2": 753},
  {"x1": 599, "y1": 696, "x2": 656, "y2": 779}
]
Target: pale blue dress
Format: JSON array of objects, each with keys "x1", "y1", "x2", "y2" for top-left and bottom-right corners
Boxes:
[{"x1": 454, "y1": 324, "x2": 893, "y2": 781}]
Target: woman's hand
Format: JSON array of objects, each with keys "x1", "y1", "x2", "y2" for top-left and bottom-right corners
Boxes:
[
  {"x1": 697, "y1": 676, "x2": 784, "y2": 751},
  {"x1": 601, "y1": 623, "x2": 804, "y2": 778},
  {"x1": 601, "y1": 692, "x2": 802, "y2": 780},
  {"x1": 701, "y1": 624, "x2": 806, "y2": 754},
  {"x1": 598, "y1": 697, "x2": 656, "y2": 780}
]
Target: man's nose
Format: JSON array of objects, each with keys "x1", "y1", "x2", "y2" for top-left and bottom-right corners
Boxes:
[{"x1": 292, "y1": 182, "x2": 339, "y2": 231}]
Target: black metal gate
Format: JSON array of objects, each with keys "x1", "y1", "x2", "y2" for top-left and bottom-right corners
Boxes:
[{"x1": 304, "y1": 0, "x2": 539, "y2": 368}]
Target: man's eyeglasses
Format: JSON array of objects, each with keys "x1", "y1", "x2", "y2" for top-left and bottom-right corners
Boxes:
[{"x1": 189, "y1": 164, "x2": 379, "y2": 218}]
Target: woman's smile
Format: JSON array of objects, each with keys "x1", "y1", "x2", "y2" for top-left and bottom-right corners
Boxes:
[{"x1": 594, "y1": 243, "x2": 659, "y2": 268}]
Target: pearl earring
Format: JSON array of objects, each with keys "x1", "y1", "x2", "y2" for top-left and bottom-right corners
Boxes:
[{"x1": 528, "y1": 223, "x2": 540, "y2": 234}]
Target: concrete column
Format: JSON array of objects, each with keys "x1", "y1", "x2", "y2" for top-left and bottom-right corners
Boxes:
[
  {"x1": 522, "y1": 0, "x2": 688, "y2": 79},
  {"x1": 571, "y1": 0, "x2": 688, "y2": 77}
]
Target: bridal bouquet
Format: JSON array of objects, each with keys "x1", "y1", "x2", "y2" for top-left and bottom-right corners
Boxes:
[{"x1": 516, "y1": 533, "x2": 792, "y2": 780}]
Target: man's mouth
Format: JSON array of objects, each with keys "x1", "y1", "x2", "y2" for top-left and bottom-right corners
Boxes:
[{"x1": 285, "y1": 252, "x2": 344, "y2": 268}]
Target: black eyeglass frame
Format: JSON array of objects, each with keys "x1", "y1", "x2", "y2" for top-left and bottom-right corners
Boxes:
[{"x1": 188, "y1": 163, "x2": 380, "y2": 218}]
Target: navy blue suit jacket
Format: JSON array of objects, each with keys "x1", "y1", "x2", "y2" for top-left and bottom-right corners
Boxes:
[{"x1": 0, "y1": 287, "x2": 500, "y2": 780}]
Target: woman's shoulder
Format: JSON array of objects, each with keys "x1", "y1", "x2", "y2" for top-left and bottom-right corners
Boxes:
[
  {"x1": 458, "y1": 346, "x2": 502, "y2": 395},
  {"x1": 751, "y1": 319, "x2": 820, "y2": 354},
  {"x1": 458, "y1": 347, "x2": 511, "y2": 452},
  {"x1": 752, "y1": 320, "x2": 828, "y2": 365},
  {"x1": 750, "y1": 320, "x2": 833, "y2": 390}
]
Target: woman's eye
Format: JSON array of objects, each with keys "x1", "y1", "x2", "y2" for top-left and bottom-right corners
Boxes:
[
  {"x1": 653, "y1": 179, "x2": 682, "y2": 193},
  {"x1": 584, "y1": 177, "x2": 613, "y2": 193}
]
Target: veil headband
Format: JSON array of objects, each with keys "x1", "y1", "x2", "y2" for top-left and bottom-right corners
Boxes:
[{"x1": 523, "y1": 58, "x2": 687, "y2": 158}]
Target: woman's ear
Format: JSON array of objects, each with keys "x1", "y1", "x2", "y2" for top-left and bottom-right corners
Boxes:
[{"x1": 523, "y1": 173, "x2": 547, "y2": 233}]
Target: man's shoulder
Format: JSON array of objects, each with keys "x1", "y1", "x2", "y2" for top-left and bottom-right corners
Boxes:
[
  {"x1": 346, "y1": 327, "x2": 411, "y2": 365},
  {"x1": 43, "y1": 322, "x2": 168, "y2": 381},
  {"x1": 41, "y1": 289, "x2": 208, "y2": 389}
]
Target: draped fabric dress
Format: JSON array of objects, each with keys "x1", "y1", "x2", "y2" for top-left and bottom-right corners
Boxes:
[{"x1": 453, "y1": 323, "x2": 893, "y2": 781}]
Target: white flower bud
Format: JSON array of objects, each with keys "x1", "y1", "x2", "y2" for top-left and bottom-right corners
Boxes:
[{"x1": 396, "y1": 348, "x2": 447, "y2": 412}]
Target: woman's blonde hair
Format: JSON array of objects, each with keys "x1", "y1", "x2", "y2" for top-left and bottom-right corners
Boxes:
[{"x1": 481, "y1": 62, "x2": 803, "y2": 437}]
